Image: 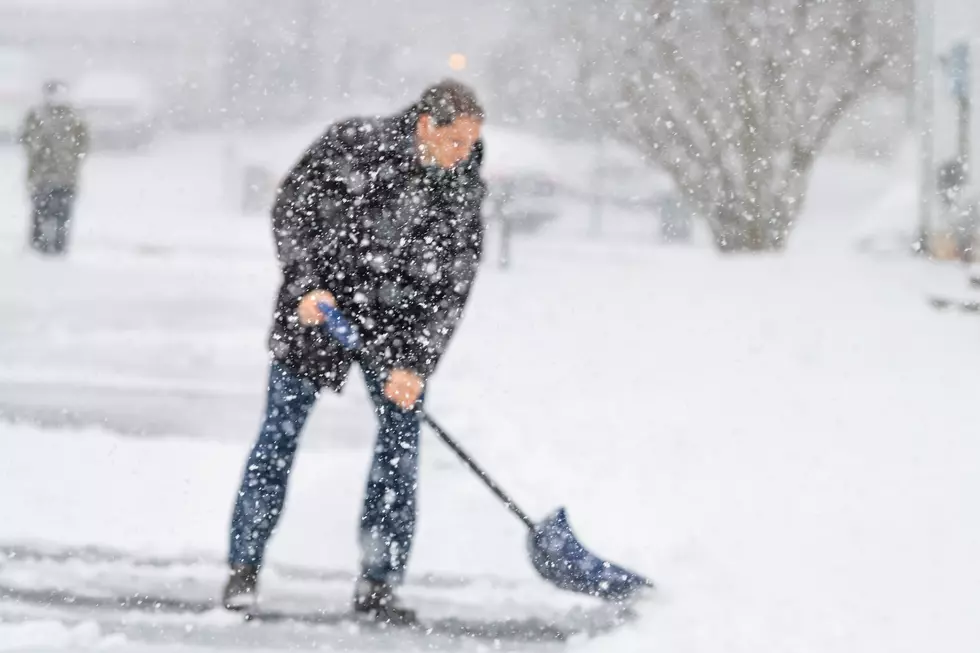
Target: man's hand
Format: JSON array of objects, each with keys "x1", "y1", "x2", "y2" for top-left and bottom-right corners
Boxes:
[
  {"x1": 297, "y1": 290, "x2": 336, "y2": 326},
  {"x1": 384, "y1": 369, "x2": 424, "y2": 411}
]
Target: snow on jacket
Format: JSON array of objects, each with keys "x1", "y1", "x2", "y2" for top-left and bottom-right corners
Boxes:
[
  {"x1": 268, "y1": 105, "x2": 487, "y2": 391},
  {"x1": 20, "y1": 103, "x2": 89, "y2": 193}
]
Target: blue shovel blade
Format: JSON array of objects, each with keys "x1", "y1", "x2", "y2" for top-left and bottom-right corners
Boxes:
[{"x1": 528, "y1": 507, "x2": 654, "y2": 602}]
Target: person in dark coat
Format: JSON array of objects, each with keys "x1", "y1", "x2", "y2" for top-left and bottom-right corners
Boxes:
[
  {"x1": 20, "y1": 80, "x2": 89, "y2": 255},
  {"x1": 224, "y1": 80, "x2": 487, "y2": 624}
]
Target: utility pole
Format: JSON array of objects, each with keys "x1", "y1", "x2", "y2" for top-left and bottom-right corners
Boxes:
[
  {"x1": 914, "y1": 0, "x2": 936, "y2": 255},
  {"x1": 949, "y1": 42, "x2": 971, "y2": 177}
]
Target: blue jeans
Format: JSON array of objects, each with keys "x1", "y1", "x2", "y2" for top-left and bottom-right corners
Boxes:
[
  {"x1": 229, "y1": 362, "x2": 422, "y2": 585},
  {"x1": 31, "y1": 187, "x2": 75, "y2": 255}
]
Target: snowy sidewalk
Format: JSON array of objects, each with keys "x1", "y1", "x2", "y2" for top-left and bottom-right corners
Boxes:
[{"x1": 0, "y1": 137, "x2": 979, "y2": 651}]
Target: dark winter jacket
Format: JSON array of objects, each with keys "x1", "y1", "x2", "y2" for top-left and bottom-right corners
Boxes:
[
  {"x1": 268, "y1": 105, "x2": 487, "y2": 391},
  {"x1": 20, "y1": 103, "x2": 89, "y2": 193}
]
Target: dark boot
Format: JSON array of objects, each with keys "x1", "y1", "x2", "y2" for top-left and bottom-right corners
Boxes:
[
  {"x1": 352, "y1": 577, "x2": 417, "y2": 626},
  {"x1": 222, "y1": 564, "x2": 259, "y2": 610}
]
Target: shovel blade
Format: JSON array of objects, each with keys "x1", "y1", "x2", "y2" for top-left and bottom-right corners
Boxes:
[{"x1": 527, "y1": 507, "x2": 653, "y2": 602}]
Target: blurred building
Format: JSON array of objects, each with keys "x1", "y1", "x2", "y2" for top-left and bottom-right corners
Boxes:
[
  {"x1": 0, "y1": 0, "x2": 515, "y2": 131},
  {"x1": 0, "y1": 0, "x2": 228, "y2": 128}
]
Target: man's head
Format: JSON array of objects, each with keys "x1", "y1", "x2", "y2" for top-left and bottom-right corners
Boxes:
[
  {"x1": 42, "y1": 79, "x2": 70, "y2": 106},
  {"x1": 415, "y1": 79, "x2": 484, "y2": 169}
]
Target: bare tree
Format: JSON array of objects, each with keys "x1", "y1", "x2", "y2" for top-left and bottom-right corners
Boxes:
[{"x1": 551, "y1": 0, "x2": 911, "y2": 251}]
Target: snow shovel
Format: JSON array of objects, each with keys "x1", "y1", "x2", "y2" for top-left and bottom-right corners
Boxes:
[{"x1": 319, "y1": 302, "x2": 655, "y2": 602}]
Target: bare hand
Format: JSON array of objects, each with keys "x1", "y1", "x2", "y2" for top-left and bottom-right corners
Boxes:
[
  {"x1": 384, "y1": 369, "x2": 424, "y2": 411},
  {"x1": 297, "y1": 290, "x2": 336, "y2": 326}
]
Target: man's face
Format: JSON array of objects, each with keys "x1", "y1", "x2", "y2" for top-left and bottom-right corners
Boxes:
[{"x1": 417, "y1": 114, "x2": 482, "y2": 169}]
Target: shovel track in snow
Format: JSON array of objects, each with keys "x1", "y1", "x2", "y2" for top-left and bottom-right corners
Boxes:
[
  {"x1": 927, "y1": 295, "x2": 980, "y2": 313},
  {"x1": 0, "y1": 542, "x2": 638, "y2": 648},
  {"x1": 0, "y1": 542, "x2": 497, "y2": 589}
]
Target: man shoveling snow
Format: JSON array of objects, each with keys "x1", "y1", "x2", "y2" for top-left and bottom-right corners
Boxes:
[{"x1": 223, "y1": 80, "x2": 487, "y2": 625}]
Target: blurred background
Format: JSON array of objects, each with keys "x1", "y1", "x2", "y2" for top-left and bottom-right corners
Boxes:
[
  {"x1": 2, "y1": 2, "x2": 980, "y2": 650},
  {"x1": 3, "y1": 0, "x2": 980, "y2": 465},
  {"x1": 10, "y1": 0, "x2": 980, "y2": 255}
]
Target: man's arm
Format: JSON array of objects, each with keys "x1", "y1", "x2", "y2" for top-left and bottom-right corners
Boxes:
[
  {"x1": 74, "y1": 113, "x2": 90, "y2": 157},
  {"x1": 411, "y1": 217, "x2": 485, "y2": 379},
  {"x1": 385, "y1": 144, "x2": 488, "y2": 380},
  {"x1": 19, "y1": 110, "x2": 37, "y2": 148},
  {"x1": 376, "y1": 202, "x2": 485, "y2": 411},
  {"x1": 273, "y1": 119, "x2": 374, "y2": 308}
]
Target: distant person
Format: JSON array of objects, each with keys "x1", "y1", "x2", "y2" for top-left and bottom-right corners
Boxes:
[
  {"x1": 19, "y1": 80, "x2": 89, "y2": 255},
  {"x1": 222, "y1": 80, "x2": 487, "y2": 625}
]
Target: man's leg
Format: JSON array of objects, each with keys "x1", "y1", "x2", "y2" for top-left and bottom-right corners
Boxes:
[
  {"x1": 358, "y1": 374, "x2": 422, "y2": 587},
  {"x1": 52, "y1": 188, "x2": 75, "y2": 255},
  {"x1": 227, "y1": 362, "x2": 318, "y2": 584},
  {"x1": 30, "y1": 192, "x2": 50, "y2": 252}
]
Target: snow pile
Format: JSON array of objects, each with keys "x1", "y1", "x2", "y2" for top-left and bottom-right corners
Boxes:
[
  {"x1": 0, "y1": 620, "x2": 125, "y2": 650},
  {"x1": 851, "y1": 138, "x2": 920, "y2": 255},
  {"x1": 854, "y1": 182, "x2": 918, "y2": 254},
  {"x1": 0, "y1": 424, "x2": 243, "y2": 556}
]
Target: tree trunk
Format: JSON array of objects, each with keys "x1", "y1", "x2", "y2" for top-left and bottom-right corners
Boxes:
[{"x1": 709, "y1": 194, "x2": 795, "y2": 253}]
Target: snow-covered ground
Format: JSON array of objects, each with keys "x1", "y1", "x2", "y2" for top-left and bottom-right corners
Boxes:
[{"x1": 1, "y1": 130, "x2": 979, "y2": 652}]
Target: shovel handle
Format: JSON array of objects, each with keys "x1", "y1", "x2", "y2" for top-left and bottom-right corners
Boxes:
[
  {"x1": 419, "y1": 412, "x2": 536, "y2": 531},
  {"x1": 316, "y1": 302, "x2": 537, "y2": 532},
  {"x1": 318, "y1": 302, "x2": 360, "y2": 350}
]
